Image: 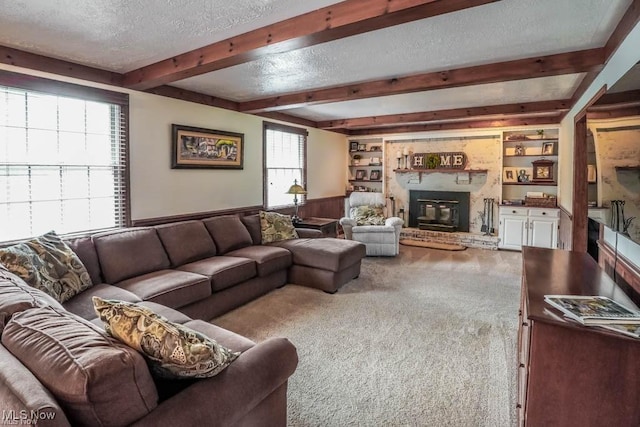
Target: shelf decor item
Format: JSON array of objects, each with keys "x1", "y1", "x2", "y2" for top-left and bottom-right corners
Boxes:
[
  {"x1": 532, "y1": 159, "x2": 555, "y2": 182},
  {"x1": 352, "y1": 154, "x2": 361, "y2": 166},
  {"x1": 503, "y1": 167, "x2": 518, "y2": 183},
  {"x1": 542, "y1": 142, "x2": 555, "y2": 155},
  {"x1": 355, "y1": 170, "x2": 367, "y2": 180},
  {"x1": 350, "y1": 141, "x2": 359, "y2": 152},
  {"x1": 370, "y1": 170, "x2": 381, "y2": 180}
]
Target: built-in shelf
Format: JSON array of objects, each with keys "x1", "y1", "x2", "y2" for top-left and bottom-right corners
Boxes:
[
  {"x1": 503, "y1": 182, "x2": 557, "y2": 186},
  {"x1": 504, "y1": 154, "x2": 558, "y2": 158},
  {"x1": 349, "y1": 179, "x2": 382, "y2": 183},
  {"x1": 350, "y1": 150, "x2": 382, "y2": 154},
  {"x1": 350, "y1": 164, "x2": 383, "y2": 167}
]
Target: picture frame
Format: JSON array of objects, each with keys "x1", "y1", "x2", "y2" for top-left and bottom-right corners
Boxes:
[
  {"x1": 349, "y1": 141, "x2": 359, "y2": 152},
  {"x1": 172, "y1": 124, "x2": 243, "y2": 169},
  {"x1": 370, "y1": 170, "x2": 381, "y2": 181},
  {"x1": 355, "y1": 169, "x2": 367, "y2": 180},
  {"x1": 503, "y1": 167, "x2": 518, "y2": 183},
  {"x1": 542, "y1": 142, "x2": 555, "y2": 156},
  {"x1": 369, "y1": 145, "x2": 381, "y2": 151},
  {"x1": 357, "y1": 143, "x2": 367, "y2": 151},
  {"x1": 587, "y1": 164, "x2": 597, "y2": 183}
]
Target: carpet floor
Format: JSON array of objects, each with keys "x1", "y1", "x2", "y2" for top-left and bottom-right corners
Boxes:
[{"x1": 214, "y1": 246, "x2": 523, "y2": 426}]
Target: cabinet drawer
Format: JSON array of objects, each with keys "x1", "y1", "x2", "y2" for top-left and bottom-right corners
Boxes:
[
  {"x1": 527, "y1": 208, "x2": 559, "y2": 218},
  {"x1": 500, "y1": 206, "x2": 528, "y2": 216}
]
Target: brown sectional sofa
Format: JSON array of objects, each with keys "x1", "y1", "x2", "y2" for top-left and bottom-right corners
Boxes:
[{"x1": 0, "y1": 213, "x2": 366, "y2": 426}]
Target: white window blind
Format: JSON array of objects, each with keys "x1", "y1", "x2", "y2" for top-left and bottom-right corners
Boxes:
[
  {"x1": 0, "y1": 72, "x2": 128, "y2": 241},
  {"x1": 264, "y1": 122, "x2": 307, "y2": 208}
]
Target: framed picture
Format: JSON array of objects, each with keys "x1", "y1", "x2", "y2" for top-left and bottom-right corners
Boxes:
[
  {"x1": 369, "y1": 145, "x2": 381, "y2": 151},
  {"x1": 357, "y1": 144, "x2": 367, "y2": 151},
  {"x1": 542, "y1": 142, "x2": 555, "y2": 155},
  {"x1": 370, "y1": 170, "x2": 381, "y2": 180},
  {"x1": 172, "y1": 124, "x2": 244, "y2": 169},
  {"x1": 355, "y1": 169, "x2": 367, "y2": 180},
  {"x1": 349, "y1": 141, "x2": 359, "y2": 152},
  {"x1": 503, "y1": 167, "x2": 518, "y2": 183}
]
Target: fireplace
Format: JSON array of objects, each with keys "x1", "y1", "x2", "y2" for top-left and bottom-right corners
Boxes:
[{"x1": 409, "y1": 191, "x2": 470, "y2": 232}]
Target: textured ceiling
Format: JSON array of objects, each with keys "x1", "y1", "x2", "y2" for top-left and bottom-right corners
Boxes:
[
  {"x1": 0, "y1": 0, "x2": 345, "y2": 72},
  {"x1": 0, "y1": 0, "x2": 636, "y2": 133},
  {"x1": 172, "y1": 0, "x2": 628, "y2": 100},
  {"x1": 286, "y1": 74, "x2": 585, "y2": 122}
]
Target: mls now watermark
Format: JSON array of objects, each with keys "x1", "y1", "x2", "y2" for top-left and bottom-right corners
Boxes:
[{"x1": 2, "y1": 410, "x2": 56, "y2": 425}]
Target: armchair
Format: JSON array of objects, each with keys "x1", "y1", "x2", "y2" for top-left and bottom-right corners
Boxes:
[{"x1": 340, "y1": 192, "x2": 404, "y2": 256}]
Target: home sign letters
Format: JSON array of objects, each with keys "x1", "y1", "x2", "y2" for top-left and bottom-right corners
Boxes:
[{"x1": 412, "y1": 152, "x2": 467, "y2": 170}]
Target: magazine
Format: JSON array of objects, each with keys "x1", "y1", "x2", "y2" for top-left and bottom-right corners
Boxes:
[
  {"x1": 598, "y1": 324, "x2": 640, "y2": 339},
  {"x1": 544, "y1": 295, "x2": 640, "y2": 325}
]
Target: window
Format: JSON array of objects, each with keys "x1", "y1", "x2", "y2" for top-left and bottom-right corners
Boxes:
[
  {"x1": 0, "y1": 71, "x2": 129, "y2": 241},
  {"x1": 263, "y1": 122, "x2": 307, "y2": 208}
]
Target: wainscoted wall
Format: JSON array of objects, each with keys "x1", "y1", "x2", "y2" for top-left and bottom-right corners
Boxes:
[
  {"x1": 589, "y1": 118, "x2": 640, "y2": 242},
  {"x1": 385, "y1": 135, "x2": 502, "y2": 234}
]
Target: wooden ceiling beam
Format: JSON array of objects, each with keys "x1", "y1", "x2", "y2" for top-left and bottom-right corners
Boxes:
[
  {"x1": 145, "y1": 85, "x2": 239, "y2": 111},
  {"x1": 0, "y1": 45, "x2": 123, "y2": 86},
  {"x1": 587, "y1": 106, "x2": 640, "y2": 120},
  {"x1": 122, "y1": 0, "x2": 500, "y2": 90},
  {"x1": 317, "y1": 99, "x2": 571, "y2": 129},
  {"x1": 346, "y1": 115, "x2": 563, "y2": 136},
  {"x1": 592, "y1": 89, "x2": 640, "y2": 106},
  {"x1": 239, "y1": 48, "x2": 605, "y2": 113}
]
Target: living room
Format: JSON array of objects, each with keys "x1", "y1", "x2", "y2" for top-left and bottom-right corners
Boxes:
[{"x1": 1, "y1": 1, "x2": 640, "y2": 426}]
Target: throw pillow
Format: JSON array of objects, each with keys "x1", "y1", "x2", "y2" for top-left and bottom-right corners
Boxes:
[
  {"x1": 260, "y1": 211, "x2": 299, "y2": 243},
  {"x1": 92, "y1": 297, "x2": 240, "y2": 379},
  {"x1": 0, "y1": 231, "x2": 93, "y2": 303},
  {"x1": 350, "y1": 206, "x2": 386, "y2": 226}
]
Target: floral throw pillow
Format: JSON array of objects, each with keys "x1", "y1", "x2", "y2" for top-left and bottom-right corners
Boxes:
[
  {"x1": 93, "y1": 297, "x2": 240, "y2": 379},
  {"x1": 260, "y1": 211, "x2": 299, "y2": 243},
  {"x1": 350, "y1": 206, "x2": 386, "y2": 226},
  {"x1": 0, "y1": 231, "x2": 92, "y2": 303}
]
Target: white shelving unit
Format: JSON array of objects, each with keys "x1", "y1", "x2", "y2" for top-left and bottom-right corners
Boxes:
[{"x1": 347, "y1": 138, "x2": 384, "y2": 194}]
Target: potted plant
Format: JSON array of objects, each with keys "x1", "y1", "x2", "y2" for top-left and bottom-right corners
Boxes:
[{"x1": 537, "y1": 129, "x2": 545, "y2": 139}]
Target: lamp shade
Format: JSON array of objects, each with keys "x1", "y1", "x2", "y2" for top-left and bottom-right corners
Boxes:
[{"x1": 286, "y1": 179, "x2": 307, "y2": 195}]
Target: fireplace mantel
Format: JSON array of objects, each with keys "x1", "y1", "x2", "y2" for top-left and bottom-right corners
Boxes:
[{"x1": 393, "y1": 168, "x2": 488, "y2": 174}]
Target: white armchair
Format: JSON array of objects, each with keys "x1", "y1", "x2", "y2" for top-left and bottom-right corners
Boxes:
[{"x1": 340, "y1": 192, "x2": 404, "y2": 256}]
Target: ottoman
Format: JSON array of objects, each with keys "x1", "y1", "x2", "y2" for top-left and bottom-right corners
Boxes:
[{"x1": 270, "y1": 238, "x2": 366, "y2": 293}]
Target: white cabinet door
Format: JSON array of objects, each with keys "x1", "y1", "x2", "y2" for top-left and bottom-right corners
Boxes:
[
  {"x1": 500, "y1": 215, "x2": 528, "y2": 250},
  {"x1": 528, "y1": 217, "x2": 558, "y2": 248}
]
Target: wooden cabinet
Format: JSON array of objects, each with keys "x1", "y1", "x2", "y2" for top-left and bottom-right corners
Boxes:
[
  {"x1": 518, "y1": 247, "x2": 640, "y2": 426},
  {"x1": 499, "y1": 207, "x2": 559, "y2": 250}
]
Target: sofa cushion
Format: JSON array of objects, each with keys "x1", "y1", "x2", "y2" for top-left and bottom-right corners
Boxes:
[
  {"x1": 65, "y1": 236, "x2": 103, "y2": 285},
  {"x1": 0, "y1": 266, "x2": 64, "y2": 333},
  {"x1": 184, "y1": 320, "x2": 255, "y2": 353},
  {"x1": 226, "y1": 245, "x2": 292, "y2": 277},
  {"x1": 350, "y1": 205, "x2": 386, "y2": 225},
  {"x1": 177, "y1": 256, "x2": 257, "y2": 292},
  {"x1": 155, "y1": 221, "x2": 217, "y2": 267},
  {"x1": 202, "y1": 215, "x2": 253, "y2": 254},
  {"x1": 93, "y1": 297, "x2": 240, "y2": 379},
  {"x1": 241, "y1": 214, "x2": 262, "y2": 245},
  {"x1": 115, "y1": 269, "x2": 211, "y2": 309},
  {"x1": 0, "y1": 231, "x2": 92, "y2": 303},
  {"x1": 93, "y1": 228, "x2": 170, "y2": 284},
  {"x1": 260, "y1": 211, "x2": 299, "y2": 243},
  {"x1": 2, "y1": 306, "x2": 158, "y2": 426},
  {"x1": 63, "y1": 283, "x2": 142, "y2": 320},
  {"x1": 270, "y1": 238, "x2": 366, "y2": 272},
  {"x1": 0, "y1": 345, "x2": 70, "y2": 427}
]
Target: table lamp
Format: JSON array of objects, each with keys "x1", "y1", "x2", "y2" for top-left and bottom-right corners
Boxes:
[{"x1": 286, "y1": 179, "x2": 307, "y2": 223}]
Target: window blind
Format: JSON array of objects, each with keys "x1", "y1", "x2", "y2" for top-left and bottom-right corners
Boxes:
[
  {"x1": 0, "y1": 71, "x2": 129, "y2": 241},
  {"x1": 263, "y1": 122, "x2": 307, "y2": 208}
]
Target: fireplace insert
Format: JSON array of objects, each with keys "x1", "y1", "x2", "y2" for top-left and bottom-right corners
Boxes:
[{"x1": 409, "y1": 190, "x2": 470, "y2": 232}]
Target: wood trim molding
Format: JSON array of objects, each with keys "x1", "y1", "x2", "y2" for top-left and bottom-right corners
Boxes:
[
  {"x1": 604, "y1": 0, "x2": 640, "y2": 62},
  {"x1": 0, "y1": 44, "x2": 123, "y2": 87},
  {"x1": 571, "y1": 116, "x2": 588, "y2": 253},
  {"x1": 239, "y1": 49, "x2": 605, "y2": 113},
  {"x1": 122, "y1": 0, "x2": 499, "y2": 90},
  {"x1": 347, "y1": 115, "x2": 562, "y2": 135},
  {"x1": 145, "y1": 85, "x2": 239, "y2": 111},
  {"x1": 131, "y1": 205, "x2": 264, "y2": 227},
  {"x1": 587, "y1": 106, "x2": 640, "y2": 120},
  {"x1": 317, "y1": 100, "x2": 571, "y2": 130}
]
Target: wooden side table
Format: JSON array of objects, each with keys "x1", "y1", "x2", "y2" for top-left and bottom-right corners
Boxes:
[{"x1": 293, "y1": 217, "x2": 338, "y2": 237}]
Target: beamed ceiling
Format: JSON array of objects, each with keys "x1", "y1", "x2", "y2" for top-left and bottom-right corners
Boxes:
[{"x1": 1, "y1": 0, "x2": 639, "y2": 135}]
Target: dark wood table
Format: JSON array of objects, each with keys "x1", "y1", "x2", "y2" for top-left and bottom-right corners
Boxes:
[{"x1": 293, "y1": 217, "x2": 338, "y2": 237}]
